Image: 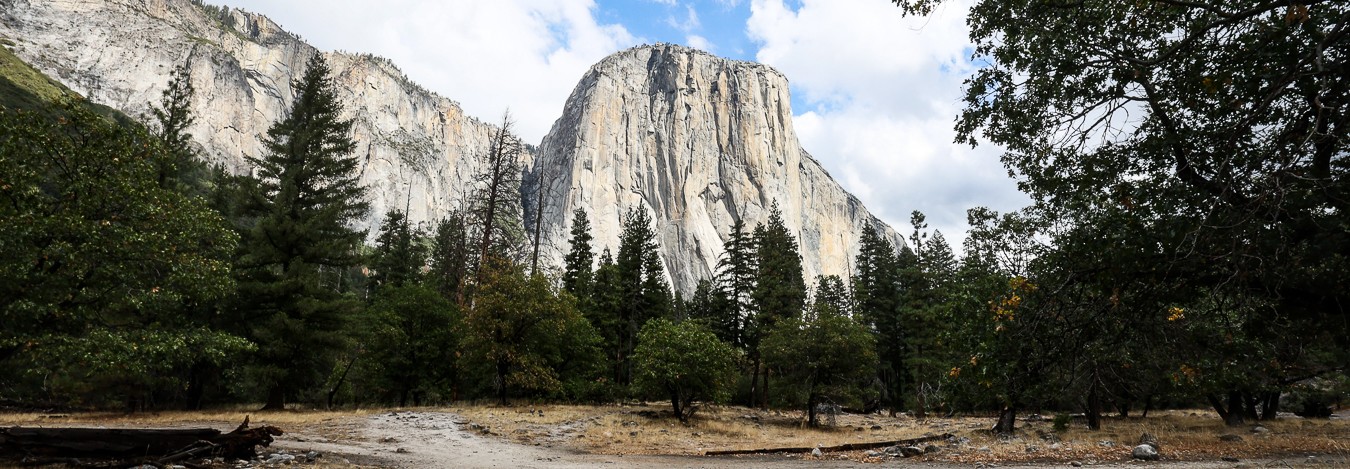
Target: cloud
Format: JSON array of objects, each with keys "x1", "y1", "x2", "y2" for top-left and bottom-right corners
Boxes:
[
  {"x1": 747, "y1": 0, "x2": 1028, "y2": 249},
  {"x1": 667, "y1": 4, "x2": 703, "y2": 32},
  {"x1": 225, "y1": 0, "x2": 637, "y2": 142},
  {"x1": 686, "y1": 34, "x2": 714, "y2": 51}
]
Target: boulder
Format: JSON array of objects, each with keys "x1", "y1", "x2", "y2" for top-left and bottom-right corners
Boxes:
[{"x1": 1131, "y1": 444, "x2": 1160, "y2": 461}]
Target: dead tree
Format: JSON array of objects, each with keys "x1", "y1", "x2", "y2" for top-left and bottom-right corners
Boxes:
[{"x1": 1, "y1": 416, "x2": 282, "y2": 466}]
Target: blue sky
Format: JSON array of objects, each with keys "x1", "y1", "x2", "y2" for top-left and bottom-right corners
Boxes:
[
  {"x1": 597, "y1": 0, "x2": 756, "y2": 60},
  {"x1": 224, "y1": 0, "x2": 1027, "y2": 247}
]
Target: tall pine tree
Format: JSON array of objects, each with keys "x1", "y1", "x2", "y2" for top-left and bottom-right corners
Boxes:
[
  {"x1": 561, "y1": 208, "x2": 594, "y2": 299},
  {"x1": 851, "y1": 223, "x2": 904, "y2": 414},
  {"x1": 428, "y1": 210, "x2": 474, "y2": 304},
  {"x1": 235, "y1": 53, "x2": 369, "y2": 410},
  {"x1": 614, "y1": 206, "x2": 669, "y2": 387},
  {"x1": 714, "y1": 219, "x2": 756, "y2": 349},
  {"x1": 369, "y1": 208, "x2": 426, "y2": 294},
  {"x1": 749, "y1": 202, "x2": 806, "y2": 408}
]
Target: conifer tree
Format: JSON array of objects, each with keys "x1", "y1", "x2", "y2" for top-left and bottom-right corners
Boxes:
[
  {"x1": 149, "y1": 62, "x2": 200, "y2": 191},
  {"x1": 851, "y1": 223, "x2": 904, "y2": 414},
  {"x1": 589, "y1": 248, "x2": 624, "y2": 386},
  {"x1": 714, "y1": 219, "x2": 756, "y2": 349},
  {"x1": 235, "y1": 53, "x2": 369, "y2": 410},
  {"x1": 370, "y1": 209, "x2": 425, "y2": 293},
  {"x1": 428, "y1": 211, "x2": 473, "y2": 303},
  {"x1": 561, "y1": 208, "x2": 594, "y2": 298},
  {"x1": 749, "y1": 202, "x2": 806, "y2": 408},
  {"x1": 614, "y1": 206, "x2": 666, "y2": 386}
]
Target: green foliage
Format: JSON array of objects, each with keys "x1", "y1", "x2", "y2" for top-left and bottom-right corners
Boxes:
[
  {"x1": 761, "y1": 300, "x2": 877, "y2": 427},
  {"x1": 461, "y1": 258, "x2": 597, "y2": 404},
  {"x1": 427, "y1": 211, "x2": 474, "y2": 303},
  {"x1": 713, "y1": 219, "x2": 756, "y2": 349},
  {"x1": 750, "y1": 203, "x2": 806, "y2": 333},
  {"x1": 0, "y1": 101, "x2": 241, "y2": 408},
  {"x1": 612, "y1": 206, "x2": 671, "y2": 387},
  {"x1": 561, "y1": 208, "x2": 594, "y2": 300},
  {"x1": 633, "y1": 318, "x2": 738, "y2": 423},
  {"x1": 231, "y1": 53, "x2": 369, "y2": 409},
  {"x1": 369, "y1": 209, "x2": 427, "y2": 293},
  {"x1": 851, "y1": 223, "x2": 902, "y2": 412},
  {"x1": 895, "y1": 0, "x2": 1349, "y2": 428},
  {"x1": 355, "y1": 284, "x2": 460, "y2": 406}
]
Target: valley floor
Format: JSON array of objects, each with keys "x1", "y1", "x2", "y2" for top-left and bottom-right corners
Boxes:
[{"x1": 2, "y1": 406, "x2": 1346, "y2": 468}]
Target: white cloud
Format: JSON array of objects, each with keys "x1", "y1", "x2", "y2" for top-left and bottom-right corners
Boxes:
[
  {"x1": 667, "y1": 4, "x2": 702, "y2": 32},
  {"x1": 747, "y1": 0, "x2": 1028, "y2": 249},
  {"x1": 225, "y1": 0, "x2": 637, "y2": 142},
  {"x1": 686, "y1": 34, "x2": 714, "y2": 51}
]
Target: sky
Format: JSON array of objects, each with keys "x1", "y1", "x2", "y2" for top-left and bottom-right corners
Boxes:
[{"x1": 224, "y1": 0, "x2": 1029, "y2": 249}]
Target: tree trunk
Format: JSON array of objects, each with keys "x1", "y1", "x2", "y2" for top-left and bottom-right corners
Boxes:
[
  {"x1": 1208, "y1": 391, "x2": 1246, "y2": 427},
  {"x1": 760, "y1": 367, "x2": 770, "y2": 410},
  {"x1": 1142, "y1": 395, "x2": 1153, "y2": 418},
  {"x1": 1260, "y1": 391, "x2": 1280, "y2": 420},
  {"x1": 1086, "y1": 371, "x2": 1102, "y2": 430},
  {"x1": 496, "y1": 360, "x2": 510, "y2": 406},
  {"x1": 185, "y1": 363, "x2": 207, "y2": 411},
  {"x1": 749, "y1": 356, "x2": 761, "y2": 408},
  {"x1": 1242, "y1": 391, "x2": 1260, "y2": 421},
  {"x1": 671, "y1": 389, "x2": 687, "y2": 424},
  {"x1": 261, "y1": 386, "x2": 285, "y2": 411},
  {"x1": 326, "y1": 354, "x2": 359, "y2": 410},
  {"x1": 807, "y1": 392, "x2": 818, "y2": 428},
  {"x1": 992, "y1": 405, "x2": 1017, "y2": 434}
]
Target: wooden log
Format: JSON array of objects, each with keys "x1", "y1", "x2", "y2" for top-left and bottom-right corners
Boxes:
[
  {"x1": 0, "y1": 416, "x2": 282, "y2": 464},
  {"x1": 703, "y1": 432, "x2": 952, "y2": 456}
]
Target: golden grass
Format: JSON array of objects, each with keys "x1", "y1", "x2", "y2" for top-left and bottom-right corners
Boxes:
[
  {"x1": 4, "y1": 405, "x2": 1346, "y2": 465},
  {"x1": 454, "y1": 404, "x2": 1350, "y2": 463}
]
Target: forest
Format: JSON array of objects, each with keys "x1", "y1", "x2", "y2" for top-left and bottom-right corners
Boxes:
[{"x1": 2, "y1": 0, "x2": 1347, "y2": 437}]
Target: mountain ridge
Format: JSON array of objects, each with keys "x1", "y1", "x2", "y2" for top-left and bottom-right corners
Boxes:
[{"x1": 1, "y1": 0, "x2": 905, "y2": 294}]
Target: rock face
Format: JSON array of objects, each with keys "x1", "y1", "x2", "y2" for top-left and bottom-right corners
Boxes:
[
  {"x1": 0, "y1": 0, "x2": 503, "y2": 234},
  {"x1": 527, "y1": 44, "x2": 904, "y2": 294},
  {"x1": 2, "y1": 1, "x2": 904, "y2": 294}
]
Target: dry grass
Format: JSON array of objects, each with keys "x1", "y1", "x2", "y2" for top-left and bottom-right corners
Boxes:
[
  {"x1": 454, "y1": 404, "x2": 1350, "y2": 463},
  {"x1": 456, "y1": 402, "x2": 958, "y2": 455},
  {"x1": 4, "y1": 405, "x2": 1346, "y2": 465}
]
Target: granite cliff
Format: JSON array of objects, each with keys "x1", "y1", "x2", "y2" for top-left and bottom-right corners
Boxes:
[
  {"x1": 0, "y1": 0, "x2": 500, "y2": 233},
  {"x1": 1, "y1": 0, "x2": 904, "y2": 294},
  {"x1": 526, "y1": 44, "x2": 904, "y2": 294}
]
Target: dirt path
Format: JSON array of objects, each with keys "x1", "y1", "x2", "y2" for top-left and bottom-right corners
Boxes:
[{"x1": 271, "y1": 411, "x2": 1340, "y2": 468}]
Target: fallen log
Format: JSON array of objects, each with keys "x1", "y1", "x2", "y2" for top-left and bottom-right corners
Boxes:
[
  {"x1": 703, "y1": 432, "x2": 953, "y2": 456},
  {"x1": 0, "y1": 416, "x2": 282, "y2": 465}
]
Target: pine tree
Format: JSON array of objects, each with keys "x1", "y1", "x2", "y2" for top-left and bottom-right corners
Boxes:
[
  {"x1": 851, "y1": 223, "x2": 903, "y2": 414},
  {"x1": 749, "y1": 202, "x2": 806, "y2": 408},
  {"x1": 561, "y1": 208, "x2": 595, "y2": 298},
  {"x1": 370, "y1": 209, "x2": 426, "y2": 293},
  {"x1": 149, "y1": 62, "x2": 195, "y2": 189},
  {"x1": 235, "y1": 53, "x2": 369, "y2": 410},
  {"x1": 714, "y1": 219, "x2": 756, "y2": 349},
  {"x1": 589, "y1": 249, "x2": 624, "y2": 386},
  {"x1": 614, "y1": 206, "x2": 665, "y2": 386},
  {"x1": 428, "y1": 210, "x2": 474, "y2": 303}
]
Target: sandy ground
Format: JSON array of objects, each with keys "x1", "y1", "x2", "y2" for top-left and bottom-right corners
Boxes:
[{"x1": 271, "y1": 411, "x2": 1347, "y2": 469}]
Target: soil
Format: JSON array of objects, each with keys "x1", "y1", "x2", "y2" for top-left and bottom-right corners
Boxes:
[{"x1": 271, "y1": 411, "x2": 1350, "y2": 469}]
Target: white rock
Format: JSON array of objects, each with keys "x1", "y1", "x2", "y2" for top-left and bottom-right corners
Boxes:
[
  {"x1": 1131, "y1": 443, "x2": 1159, "y2": 461},
  {"x1": 528, "y1": 44, "x2": 905, "y2": 294},
  {"x1": 3, "y1": 6, "x2": 904, "y2": 292}
]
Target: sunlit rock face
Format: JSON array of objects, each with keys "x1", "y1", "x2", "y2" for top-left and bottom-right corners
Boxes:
[
  {"x1": 1, "y1": 0, "x2": 503, "y2": 235},
  {"x1": 526, "y1": 44, "x2": 904, "y2": 294},
  {"x1": 2, "y1": 2, "x2": 903, "y2": 293}
]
